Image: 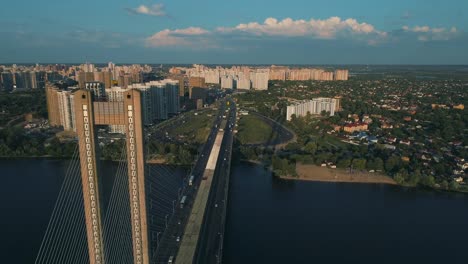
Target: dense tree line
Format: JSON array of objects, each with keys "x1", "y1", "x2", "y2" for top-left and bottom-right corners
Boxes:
[
  {"x1": 0, "y1": 126, "x2": 76, "y2": 157},
  {"x1": 148, "y1": 140, "x2": 196, "y2": 165},
  {"x1": 0, "y1": 90, "x2": 47, "y2": 126}
]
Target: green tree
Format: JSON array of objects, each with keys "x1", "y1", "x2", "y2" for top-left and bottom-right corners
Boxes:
[
  {"x1": 440, "y1": 180, "x2": 449, "y2": 190},
  {"x1": 337, "y1": 158, "x2": 351, "y2": 169},
  {"x1": 367, "y1": 158, "x2": 384, "y2": 171},
  {"x1": 352, "y1": 158, "x2": 367, "y2": 170},
  {"x1": 304, "y1": 142, "x2": 317, "y2": 154},
  {"x1": 421, "y1": 175, "x2": 436, "y2": 187},
  {"x1": 385, "y1": 156, "x2": 401, "y2": 173},
  {"x1": 449, "y1": 181, "x2": 460, "y2": 191}
]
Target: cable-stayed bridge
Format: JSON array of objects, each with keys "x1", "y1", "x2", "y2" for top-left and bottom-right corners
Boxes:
[{"x1": 34, "y1": 90, "x2": 235, "y2": 264}]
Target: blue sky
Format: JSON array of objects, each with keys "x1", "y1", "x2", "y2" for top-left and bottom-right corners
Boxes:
[{"x1": 1, "y1": 0, "x2": 467, "y2": 64}]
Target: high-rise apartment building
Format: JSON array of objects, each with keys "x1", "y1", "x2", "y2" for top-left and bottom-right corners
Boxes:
[
  {"x1": 85, "y1": 82, "x2": 106, "y2": 99},
  {"x1": 105, "y1": 79, "x2": 179, "y2": 133},
  {"x1": 36, "y1": 71, "x2": 47, "y2": 89},
  {"x1": 286, "y1": 98, "x2": 338, "y2": 121},
  {"x1": 204, "y1": 70, "x2": 220, "y2": 84},
  {"x1": 251, "y1": 71, "x2": 269, "y2": 90},
  {"x1": 320, "y1": 71, "x2": 334, "y2": 81},
  {"x1": 236, "y1": 72, "x2": 251, "y2": 90},
  {"x1": 47, "y1": 79, "x2": 179, "y2": 134},
  {"x1": 1, "y1": 72, "x2": 14, "y2": 91},
  {"x1": 164, "y1": 80, "x2": 180, "y2": 115},
  {"x1": 77, "y1": 72, "x2": 95, "y2": 88},
  {"x1": 221, "y1": 75, "x2": 234, "y2": 89},
  {"x1": 92, "y1": 71, "x2": 112, "y2": 88},
  {"x1": 270, "y1": 67, "x2": 287, "y2": 81},
  {"x1": 118, "y1": 74, "x2": 133, "y2": 88},
  {"x1": 80, "y1": 63, "x2": 95, "y2": 73},
  {"x1": 334, "y1": 69, "x2": 349, "y2": 80},
  {"x1": 57, "y1": 91, "x2": 76, "y2": 131},
  {"x1": 45, "y1": 83, "x2": 76, "y2": 131},
  {"x1": 189, "y1": 76, "x2": 206, "y2": 88},
  {"x1": 45, "y1": 83, "x2": 61, "y2": 126}
]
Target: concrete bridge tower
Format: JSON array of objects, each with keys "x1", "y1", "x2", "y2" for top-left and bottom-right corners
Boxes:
[{"x1": 74, "y1": 89, "x2": 150, "y2": 264}]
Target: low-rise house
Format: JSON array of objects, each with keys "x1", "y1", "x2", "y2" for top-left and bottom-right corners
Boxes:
[
  {"x1": 400, "y1": 140, "x2": 411, "y2": 146},
  {"x1": 384, "y1": 144, "x2": 396, "y2": 150},
  {"x1": 381, "y1": 122, "x2": 393, "y2": 129},
  {"x1": 453, "y1": 104, "x2": 464, "y2": 110},
  {"x1": 343, "y1": 122, "x2": 368, "y2": 133}
]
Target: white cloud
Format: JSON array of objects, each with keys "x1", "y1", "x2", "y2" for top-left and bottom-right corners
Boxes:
[
  {"x1": 127, "y1": 4, "x2": 166, "y2": 17},
  {"x1": 402, "y1": 25, "x2": 459, "y2": 41},
  {"x1": 146, "y1": 27, "x2": 209, "y2": 47},
  {"x1": 145, "y1": 17, "x2": 460, "y2": 48},
  {"x1": 146, "y1": 16, "x2": 387, "y2": 48},
  {"x1": 217, "y1": 17, "x2": 384, "y2": 38},
  {"x1": 173, "y1": 27, "x2": 209, "y2": 35}
]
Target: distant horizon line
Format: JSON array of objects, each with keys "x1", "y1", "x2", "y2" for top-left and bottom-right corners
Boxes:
[{"x1": 1, "y1": 62, "x2": 468, "y2": 67}]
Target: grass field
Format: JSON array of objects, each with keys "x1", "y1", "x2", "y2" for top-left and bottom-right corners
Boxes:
[
  {"x1": 168, "y1": 112, "x2": 215, "y2": 144},
  {"x1": 237, "y1": 115, "x2": 277, "y2": 145}
]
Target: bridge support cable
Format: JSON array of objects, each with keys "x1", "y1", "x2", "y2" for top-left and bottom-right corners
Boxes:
[
  {"x1": 147, "y1": 166, "x2": 182, "y2": 211},
  {"x1": 145, "y1": 164, "x2": 186, "y2": 263},
  {"x1": 34, "y1": 145, "x2": 89, "y2": 264},
  {"x1": 103, "y1": 142, "x2": 134, "y2": 264},
  {"x1": 54, "y1": 141, "x2": 89, "y2": 264},
  {"x1": 35, "y1": 147, "x2": 79, "y2": 264},
  {"x1": 49, "y1": 155, "x2": 85, "y2": 264},
  {"x1": 33, "y1": 151, "x2": 71, "y2": 263},
  {"x1": 149, "y1": 166, "x2": 182, "y2": 194},
  {"x1": 146, "y1": 179, "x2": 180, "y2": 209}
]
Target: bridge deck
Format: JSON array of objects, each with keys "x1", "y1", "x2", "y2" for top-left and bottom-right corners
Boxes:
[{"x1": 176, "y1": 131, "x2": 224, "y2": 264}]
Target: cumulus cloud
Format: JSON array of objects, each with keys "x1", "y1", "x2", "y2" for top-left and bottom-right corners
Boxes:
[
  {"x1": 402, "y1": 25, "x2": 458, "y2": 41},
  {"x1": 146, "y1": 16, "x2": 387, "y2": 48},
  {"x1": 127, "y1": 4, "x2": 166, "y2": 17},
  {"x1": 217, "y1": 17, "x2": 384, "y2": 38},
  {"x1": 146, "y1": 27, "x2": 209, "y2": 47},
  {"x1": 145, "y1": 16, "x2": 460, "y2": 49}
]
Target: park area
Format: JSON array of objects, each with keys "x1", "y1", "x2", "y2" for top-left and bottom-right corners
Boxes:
[
  {"x1": 236, "y1": 115, "x2": 279, "y2": 145},
  {"x1": 166, "y1": 112, "x2": 215, "y2": 144}
]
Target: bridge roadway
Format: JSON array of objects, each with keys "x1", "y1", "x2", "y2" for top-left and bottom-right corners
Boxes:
[
  {"x1": 193, "y1": 100, "x2": 235, "y2": 264},
  {"x1": 154, "y1": 102, "x2": 227, "y2": 263},
  {"x1": 176, "y1": 100, "x2": 236, "y2": 264}
]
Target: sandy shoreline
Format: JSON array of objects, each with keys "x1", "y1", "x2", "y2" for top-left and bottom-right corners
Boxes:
[{"x1": 281, "y1": 163, "x2": 397, "y2": 185}]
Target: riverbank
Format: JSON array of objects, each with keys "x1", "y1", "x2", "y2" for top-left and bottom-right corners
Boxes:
[
  {"x1": 0, "y1": 155, "x2": 65, "y2": 160},
  {"x1": 280, "y1": 163, "x2": 397, "y2": 185}
]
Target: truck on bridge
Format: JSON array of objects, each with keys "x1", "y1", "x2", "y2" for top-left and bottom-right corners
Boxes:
[{"x1": 189, "y1": 175, "x2": 194, "y2": 186}]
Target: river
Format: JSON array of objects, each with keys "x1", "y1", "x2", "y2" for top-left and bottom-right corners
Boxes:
[
  {"x1": 1, "y1": 159, "x2": 468, "y2": 263},
  {"x1": 223, "y1": 162, "x2": 468, "y2": 264}
]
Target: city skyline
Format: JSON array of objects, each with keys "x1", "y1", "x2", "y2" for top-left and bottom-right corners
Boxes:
[{"x1": 1, "y1": 0, "x2": 467, "y2": 64}]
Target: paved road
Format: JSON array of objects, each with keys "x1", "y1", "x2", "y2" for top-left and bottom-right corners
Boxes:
[
  {"x1": 194, "y1": 99, "x2": 236, "y2": 264},
  {"x1": 153, "y1": 101, "x2": 227, "y2": 263}
]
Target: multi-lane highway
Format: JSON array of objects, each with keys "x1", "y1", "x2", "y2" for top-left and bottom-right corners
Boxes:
[
  {"x1": 194, "y1": 99, "x2": 236, "y2": 264},
  {"x1": 153, "y1": 100, "x2": 228, "y2": 263}
]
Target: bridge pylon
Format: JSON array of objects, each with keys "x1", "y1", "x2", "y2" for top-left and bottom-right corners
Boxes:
[{"x1": 74, "y1": 89, "x2": 150, "y2": 264}]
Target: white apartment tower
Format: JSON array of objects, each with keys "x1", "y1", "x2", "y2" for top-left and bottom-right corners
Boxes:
[
  {"x1": 286, "y1": 98, "x2": 338, "y2": 121},
  {"x1": 221, "y1": 75, "x2": 234, "y2": 89}
]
